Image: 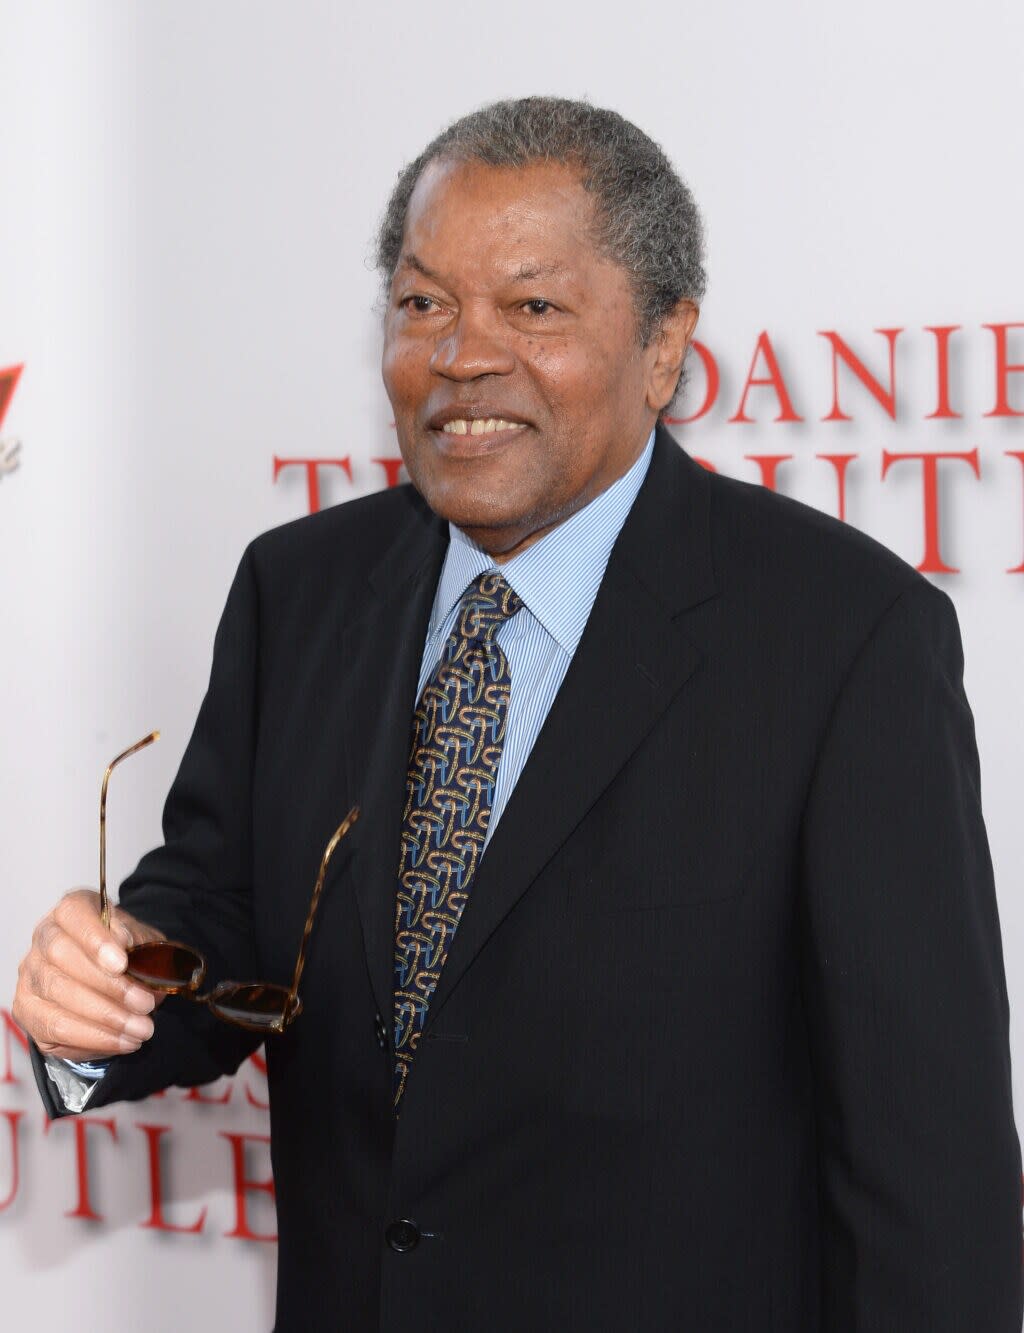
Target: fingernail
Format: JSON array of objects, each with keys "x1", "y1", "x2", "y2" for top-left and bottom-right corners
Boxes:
[
  {"x1": 115, "y1": 924, "x2": 134, "y2": 947},
  {"x1": 123, "y1": 1015, "x2": 154, "y2": 1041},
  {"x1": 125, "y1": 986, "x2": 156, "y2": 1015},
  {"x1": 118, "y1": 1036, "x2": 142, "y2": 1053},
  {"x1": 99, "y1": 943, "x2": 127, "y2": 974}
]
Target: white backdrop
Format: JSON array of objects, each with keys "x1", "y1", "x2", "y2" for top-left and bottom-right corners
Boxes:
[{"x1": 1, "y1": 2, "x2": 1022, "y2": 1328}]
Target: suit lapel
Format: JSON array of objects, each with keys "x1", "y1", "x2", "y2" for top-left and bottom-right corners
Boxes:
[
  {"x1": 422, "y1": 427, "x2": 718, "y2": 1030},
  {"x1": 341, "y1": 495, "x2": 447, "y2": 1026}
]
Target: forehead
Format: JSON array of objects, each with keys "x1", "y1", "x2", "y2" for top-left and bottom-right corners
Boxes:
[{"x1": 397, "y1": 157, "x2": 609, "y2": 283}]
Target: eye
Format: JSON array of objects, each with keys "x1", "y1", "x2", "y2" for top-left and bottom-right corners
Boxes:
[
  {"x1": 400, "y1": 294, "x2": 441, "y2": 315},
  {"x1": 522, "y1": 298, "x2": 555, "y2": 316}
]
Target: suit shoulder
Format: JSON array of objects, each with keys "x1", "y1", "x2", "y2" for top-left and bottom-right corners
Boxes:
[
  {"x1": 245, "y1": 483, "x2": 430, "y2": 579},
  {"x1": 702, "y1": 464, "x2": 926, "y2": 610},
  {"x1": 689, "y1": 463, "x2": 963, "y2": 725}
]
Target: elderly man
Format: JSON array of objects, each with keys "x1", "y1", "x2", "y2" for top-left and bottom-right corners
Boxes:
[{"x1": 13, "y1": 97, "x2": 1023, "y2": 1330}]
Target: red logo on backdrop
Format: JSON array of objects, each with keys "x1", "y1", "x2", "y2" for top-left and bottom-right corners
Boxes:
[
  {"x1": 0, "y1": 363, "x2": 24, "y2": 481},
  {"x1": 0, "y1": 1011, "x2": 277, "y2": 1242},
  {"x1": 658, "y1": 320, "x2": 1024, "y2": 574},
  {"x1": 272, "y1": 323, "x2": 1024, "y2": 575}
]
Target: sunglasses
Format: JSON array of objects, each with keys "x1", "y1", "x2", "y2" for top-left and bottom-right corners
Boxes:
[{"x1": 98, "y1": 731, "x2": 359, "y2": 1034}]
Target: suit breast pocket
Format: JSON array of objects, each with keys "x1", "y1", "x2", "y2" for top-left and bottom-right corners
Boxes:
[
  {"x1": 561, "y1": 749, "x2": 769, "y2": 916},
  {"x1": 560, "y1": 815, "x2": 757, "y2": 922},
  {"x1": 558, "y1": 682, "x2": 794, "y2": 915},
  {"x1": 565, "y1": 833, "x2": 758, "y2": 916}
]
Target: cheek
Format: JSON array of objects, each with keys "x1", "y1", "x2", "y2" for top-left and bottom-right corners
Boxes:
[
  {"x1": 523, "y1": 344, "x2": 597, "y2": 428},
  {"x1": 526, "y1": 335, "x2": 631, "y2": 418},
  {"x1": 381, "y1": 337, "x2": 427, "y2": 408}
]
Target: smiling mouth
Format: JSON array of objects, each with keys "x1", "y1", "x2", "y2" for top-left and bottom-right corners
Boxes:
[{"x1": 437, "y1": 417, "x2": 526, "y2": 437}]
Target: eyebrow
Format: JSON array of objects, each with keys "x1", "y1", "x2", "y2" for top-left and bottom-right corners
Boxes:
[
  {"x1": 397, "y1": 253, "x2": 567, "y2": 285},
  {"x1": 510, "y1": 261, "x2": 566, "y2": 282},
  {"x1": 399, "y1": 252, "x2": 443, "y2": 282}
]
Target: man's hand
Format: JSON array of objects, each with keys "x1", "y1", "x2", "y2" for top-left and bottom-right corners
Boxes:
[{"x1": 12, "y1": 889, "x2": 167, "y2": 1061}]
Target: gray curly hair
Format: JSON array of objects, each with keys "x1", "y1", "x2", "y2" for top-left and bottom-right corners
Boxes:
[{"x1": 375, "y1": 96, "x2": 706, "y2": 366}]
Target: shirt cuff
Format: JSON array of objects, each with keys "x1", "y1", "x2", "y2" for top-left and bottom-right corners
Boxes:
[{"x1": 43, "y1": 1055, "x2": 111, "y2": 1113}]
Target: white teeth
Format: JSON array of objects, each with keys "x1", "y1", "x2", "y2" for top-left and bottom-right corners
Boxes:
[{"x1": 442, "y1": 418, "x2": 520, "y2": 435}]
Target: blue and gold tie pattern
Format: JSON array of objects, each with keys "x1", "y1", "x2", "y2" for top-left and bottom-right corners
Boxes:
[{"x1": 393, "y1": 572, "x2": 523, "y2": 1109}]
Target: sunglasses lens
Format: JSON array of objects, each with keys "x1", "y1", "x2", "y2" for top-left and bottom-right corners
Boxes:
[
  {"x1": 126, "y1": 942, "x2": 205, "y2": 991},
  {"x1": 208, "y1": 983, "x2": 297, "y2": 1032}
]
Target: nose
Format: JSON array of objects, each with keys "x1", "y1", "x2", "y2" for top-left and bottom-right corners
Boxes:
[{"x1": 429, "y1": 308, "x2": 516, "y2": 382}]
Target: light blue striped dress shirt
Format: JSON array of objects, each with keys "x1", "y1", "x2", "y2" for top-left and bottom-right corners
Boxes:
[
  {"x1": 416, "y1": 428, "x2": 655, "y2": 845},
  {"x1": 51, "y1": 428, "x2": 655, "y2": 1108}
]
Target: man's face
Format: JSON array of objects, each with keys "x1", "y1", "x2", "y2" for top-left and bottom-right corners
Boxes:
[{"x1": 382, "y1": 158, "x2": 696, "y2": 560}]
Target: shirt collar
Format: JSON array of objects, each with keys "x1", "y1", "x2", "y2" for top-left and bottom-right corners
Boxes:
[{"x1": 429, "y1": 429, "x2": 656, "y2": 655}]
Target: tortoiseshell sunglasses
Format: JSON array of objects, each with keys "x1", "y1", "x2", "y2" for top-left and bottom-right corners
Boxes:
[{"x1": 98, "y1": 731, "x2": 359, "y2": 1034}]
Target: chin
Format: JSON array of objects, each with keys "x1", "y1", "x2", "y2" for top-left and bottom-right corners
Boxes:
[
  {"x1": 434, "y1": 498, "x2": 521, "y2": 537},
  {"x1": 413, "y1": 470, "x2": 526, "y2": 530}
]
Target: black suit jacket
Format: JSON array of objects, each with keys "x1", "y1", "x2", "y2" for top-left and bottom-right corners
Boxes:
[{"x1": 34, "y1": 425, "x2": 1023, "y2": 1330}]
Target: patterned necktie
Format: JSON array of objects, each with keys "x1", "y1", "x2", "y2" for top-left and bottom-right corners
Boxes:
[{"x1": 393, "y1": 571, "x2": 524, "y2": 1109}]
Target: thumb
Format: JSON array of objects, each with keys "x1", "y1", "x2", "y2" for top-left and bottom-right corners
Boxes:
[
  {"x1": 109, "y1": 906, "x2": 165, "y2": 950},
  {"x1": 109, "y1": 916, "x2": 134, "y2": 948},
  {"x1": 108, "y1": 908, "x2": 170, "y2": 1008}
]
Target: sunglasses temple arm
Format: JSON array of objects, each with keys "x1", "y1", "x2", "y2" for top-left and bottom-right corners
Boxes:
[
  {"x1": 286, "y1": 805, "x2": 360, "y2": 1016},
  {"x1": 99, "y1": 768, "x2": 111, "y2": 930},
  {"x1": 97, "y1": 731, "x2": 161, "y2": 932}
]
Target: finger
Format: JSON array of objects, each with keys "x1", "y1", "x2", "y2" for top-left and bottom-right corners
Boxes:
[
  {"x1": 52, "y1": 891, "x2": 129, "y2": 975},
  {"x1": 104, "y1": 910, "x2": 170, "y2": 1008},
  {"x1": 32, "y1": 923, "x2": 156, "y2": 1015},
  {"x1": 52, "y1": 890, "x2": 168, "y2": 957},
  {"x1": 109, "y1": 905, "x2": 166, "y2": 949},
  {"x1": 107, "y1": 911, "x2": 136, "y2": 949},
  {"x1": 20, "y1": 993, "x2": 147, "y2": 1061},
  {"x1": 31, "y1": 962, "x2": 155, "y2": 1043}
]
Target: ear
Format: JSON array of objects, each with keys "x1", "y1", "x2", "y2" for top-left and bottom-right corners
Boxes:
[{"x1": 645, "y1": 299, "x2": 700, "y2": 413}]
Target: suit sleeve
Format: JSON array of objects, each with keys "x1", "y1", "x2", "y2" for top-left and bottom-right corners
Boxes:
[
  {"x1": 798, "y1": 578, "x2": 1023, "y2": 1330},
  {"x1": 48, "y1": 543, "x2": 267, "y2": 1115}
]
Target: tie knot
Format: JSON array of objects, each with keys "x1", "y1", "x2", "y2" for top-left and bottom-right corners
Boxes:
[{"x1": 455, "y1": 572, "x2": 523, "y2": 642}]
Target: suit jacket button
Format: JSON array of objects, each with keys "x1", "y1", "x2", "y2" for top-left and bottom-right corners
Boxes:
[
  {"x1": 375, "y1": 1013, "x2": 388, "y2": 1051},
  {"x1": 386, "y1": 1219, "x2": 420, "y2": 1252}
]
